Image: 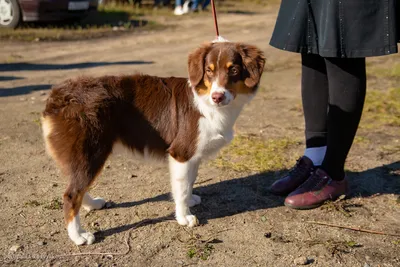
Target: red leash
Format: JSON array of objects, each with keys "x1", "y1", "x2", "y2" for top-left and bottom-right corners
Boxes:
[{"x1": 210, "y1": 0, "x2": 220, "y2": 38}]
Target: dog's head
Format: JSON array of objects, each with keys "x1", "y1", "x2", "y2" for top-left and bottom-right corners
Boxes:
[{"x1": 188, "y1": 42, "x2": 265, "y2": 107}]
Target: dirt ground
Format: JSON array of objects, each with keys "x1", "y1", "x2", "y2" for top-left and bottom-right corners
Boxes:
[{"x1": 0, "y1": 4, "x2": 399, "y2": 267}]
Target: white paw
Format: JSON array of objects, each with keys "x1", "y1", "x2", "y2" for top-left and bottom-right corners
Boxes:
[
  {"x1": 188, "y1": 194, "x2": 201, "y2": 207},
  {"x1": 83, "y1": 197, "x2": 106, "y2": 211},
  {"x1": 70, "y1": 231, "x2": 95, "y2": 246},
  {"x1": 176, "y1": 214, "x2": 199, "y2": 227}
]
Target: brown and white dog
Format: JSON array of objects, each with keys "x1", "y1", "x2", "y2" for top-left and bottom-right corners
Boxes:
[{"x1": 41, "y1": 41, "x2": 265, "y2": 245}]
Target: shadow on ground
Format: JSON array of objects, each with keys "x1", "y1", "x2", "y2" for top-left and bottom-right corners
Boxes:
[
  {"x1": 0, "y1": 61, "x2": 153, "y2": 72},
  {"x1": 0, "y1": 84, "x2": 52, "y2": 97},
  {"x1": 0, "y1": 76, "x2": 24, "y2": 82},
  {"x1": 224, "y1": 10, "x2": 259, "y2": 15},
  {"x1": 98, "y1": 161, "x2": 400, "y2": 239}
]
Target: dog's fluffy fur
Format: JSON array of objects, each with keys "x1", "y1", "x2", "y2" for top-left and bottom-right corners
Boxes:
[{"x1": 42, "y1": 41, "x2": 265, "y2": 245}]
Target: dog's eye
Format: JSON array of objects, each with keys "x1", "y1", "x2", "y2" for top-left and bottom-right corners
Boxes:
[
  {"x1": 206, "y1": 69, "x2": 214, "y2": 76},
  {"x1": 229, "y1": 67, "x2": 239, "y2": 76}
]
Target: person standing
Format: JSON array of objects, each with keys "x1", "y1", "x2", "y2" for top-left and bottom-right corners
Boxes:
[{"x1": 268, "y1": 0, "x2": 400, "y2": 209}]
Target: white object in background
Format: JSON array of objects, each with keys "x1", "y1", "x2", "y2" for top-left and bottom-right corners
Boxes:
[{"x1": 68, "y1": 1, "x2": 90, "y2": 11}]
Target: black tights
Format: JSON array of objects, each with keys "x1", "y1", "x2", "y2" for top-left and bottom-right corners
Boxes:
[{"x1": 301, "y1": 54, "x2": 367, "y2": 180}]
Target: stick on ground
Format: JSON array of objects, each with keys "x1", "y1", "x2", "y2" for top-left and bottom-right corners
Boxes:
[{"x1": 306, "y1": 221, "x2": 400, "y2": 237}]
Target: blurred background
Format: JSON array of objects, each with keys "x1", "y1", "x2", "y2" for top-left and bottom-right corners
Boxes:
[{"x1": 0, "y1": 0, "x2": 274, "y2": 41}]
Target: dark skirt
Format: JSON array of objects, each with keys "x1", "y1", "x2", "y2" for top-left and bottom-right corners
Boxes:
[{"x1": 269, "y1": 0, "x2": 400, "y2": 58}]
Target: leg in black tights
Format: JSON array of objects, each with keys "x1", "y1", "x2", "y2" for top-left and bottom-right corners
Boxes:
[
  {"x1": 301, "y1": 54, "x2": 329, "y2": 148},
  {"x1": 301, "y1": 54, "x2": 366, "y2": 181},
  {"x1": 321, "y1": 57, "x2": 367, "y2": 180}
]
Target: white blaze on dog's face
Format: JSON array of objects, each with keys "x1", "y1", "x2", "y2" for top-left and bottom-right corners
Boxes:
[{"x1": 188, "y1": 42, "x2": 266, "y2": 107}]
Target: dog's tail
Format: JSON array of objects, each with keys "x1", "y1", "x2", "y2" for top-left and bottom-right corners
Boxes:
[
  {"x1": 42, "y1": 76, "x2": 118, "y2": 228},
  {"x1": 41, "y1": 76, "x2": 118, "y2": 176}
]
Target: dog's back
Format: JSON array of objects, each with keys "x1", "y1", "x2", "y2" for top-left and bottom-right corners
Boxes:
[{"x1": 42, "y1": 75, "x2": 197, "y2": 174}]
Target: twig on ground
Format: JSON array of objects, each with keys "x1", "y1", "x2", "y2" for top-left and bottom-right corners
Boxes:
[
  {"x1": 194, "y1": 178, "x2": 213, "y2": 185},
  {"x1": 306, "y1": 221, "x2": 400, "y2": 237},
  {"x1": 179, "y1": 227, "x2": 233, "y2": 246},
  {"x1": 56, "y1": 231, "x2": 133, "y2": 258},
  {"x1": 0, "y1": 220, "x2": 153, "y2": 263}
]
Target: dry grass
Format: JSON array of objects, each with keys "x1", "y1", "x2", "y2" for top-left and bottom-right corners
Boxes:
[
  {"x1": 178, "y1": 228, "x2": 228, "y2": 261},
  {"x1": 360, "y1": 87, "x2": 400, "y2": 128},
  {"x1": 44, "y1": 197, "x2": 63, "y2": 210},
  {"x1": 0, "y1": 4, "x2": 161, "y2": 42},
  {"x1": 212, "y1": 135, "x2": 301, "y2": 172},
  {"x1": 368, "y1": 63, "x2": 400, "y2": 80}
]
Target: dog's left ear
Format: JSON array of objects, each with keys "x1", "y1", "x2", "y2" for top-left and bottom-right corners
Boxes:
[
  {"x1": 188, "y1": 43, "x2": 213, "y2": 88},
  {"x1": 237, "y1": 44, "x2": 266, "y2": 88}
]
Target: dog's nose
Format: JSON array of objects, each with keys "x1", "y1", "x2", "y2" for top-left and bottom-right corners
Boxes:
[{"x1": 212, "y1": 92, "x2": 226, "y2": 104}]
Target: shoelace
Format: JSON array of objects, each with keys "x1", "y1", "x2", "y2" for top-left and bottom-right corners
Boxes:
[
  {"x1": 298, "y1": 170, "x2": 329, "y2": 191},
  {"x1": 289, "y1": 157, "x2": 311, "y2": 177}
]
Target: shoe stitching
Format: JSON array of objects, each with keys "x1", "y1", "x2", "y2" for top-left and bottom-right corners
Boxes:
[{"x1": 312, "y1": 176, "x2": 331, "y2": 196}]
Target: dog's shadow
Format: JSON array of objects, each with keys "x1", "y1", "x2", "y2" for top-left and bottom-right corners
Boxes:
[{"x1": 97, "y1": 161, "x2": 400, "y2": 239}]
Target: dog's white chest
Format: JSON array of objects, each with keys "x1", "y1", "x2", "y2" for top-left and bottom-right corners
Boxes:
[
  {"x1": 196, "y1": 115, "x2": 234, "y2": 158},
  {"x1": 192, "y1": 91, "x2": 249, "y2": 160}
]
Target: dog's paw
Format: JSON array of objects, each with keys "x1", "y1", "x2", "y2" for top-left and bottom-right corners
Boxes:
[
  {"x1": 176, "y1": 214, "x2": 199, "y2": 227},
  {"x1": 188, "y1": 194, "x2": 201, "y2": 207},
  {"x1": 83, "y1": 197, "x2": 106, "y2": 211},
  {"x1": 70, "y1": 231, "x2": 95, "y2": 246}
]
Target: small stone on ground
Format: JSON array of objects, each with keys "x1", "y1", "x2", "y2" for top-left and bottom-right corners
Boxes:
[{"x1": 294, "y1": 256, "x2": 309, "y2": 265}]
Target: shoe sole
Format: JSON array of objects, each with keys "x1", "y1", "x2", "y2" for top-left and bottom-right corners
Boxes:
[
  {"x1": 267, "y1": 187, "x2": 292, "y2": 197},
  {"x1": 284, "y1": 201, "x2": 324, "y2": 210}
]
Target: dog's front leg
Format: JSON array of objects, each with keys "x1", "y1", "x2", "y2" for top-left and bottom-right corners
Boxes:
[
  {"x1": 168, "y1": 155, "x2": 200, "y2": 227},
  {"x1": 187, "y1": 160, "x2": 201, "y2": 208}
]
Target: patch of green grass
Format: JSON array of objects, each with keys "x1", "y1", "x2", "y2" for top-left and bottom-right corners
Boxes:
[
  {"x1": 369, "y1": 64, "x2": 400, "y2": 79},
  {"x1": 353, "y1": 136, "x2": 370, "y2": 145},
  {"x1": 391, "y1": 64, "x2": 400, "y2": 77},
  {"x1": 187, "y1": 243, "x2": 214, "y2": 260},
  {"x1": 179, "y1": 229, "x2": 221, "y2": 261},
  {"x1": 24, "y1": 200, "x2": 42, "y2": 207},
  {"x1": 323, "y1": 239, "x2": 362, "y2": 256},
  {"x1": 212, "y1": 135, "x2": 301, "y2": 172},
  {"x1": 360, "y1": 88, "x2": 400, "y2": 128},
  {"x1": 345, "y1": 240, "x2": 362, "y2": 248},
  {"x1": 187, "y1": 247, "x2": 196, "y2": 258},
  {"x1": 44, "y1": 198, "x2": 63, "y2": 210},
  {"x1": 32, "y1": 118, "x2": 41, "y2": 126}
]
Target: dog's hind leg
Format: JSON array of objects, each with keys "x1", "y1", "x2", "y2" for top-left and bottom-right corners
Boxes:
[
  {"x1": 42, "y1": 116, "x2": 114, "y2": 245},
  {"x1": 63, "y1": 142, "x2": 112, "y2": 246},
  {"x1": 82, "y1": 193, "x2": 106, "y2": 211},
  {"x1": 169, "y1": 155, "x2": 200, "y2": 227},
  {"x1": 64, "y1": 182, "x2": 96, "y2": 245}
]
